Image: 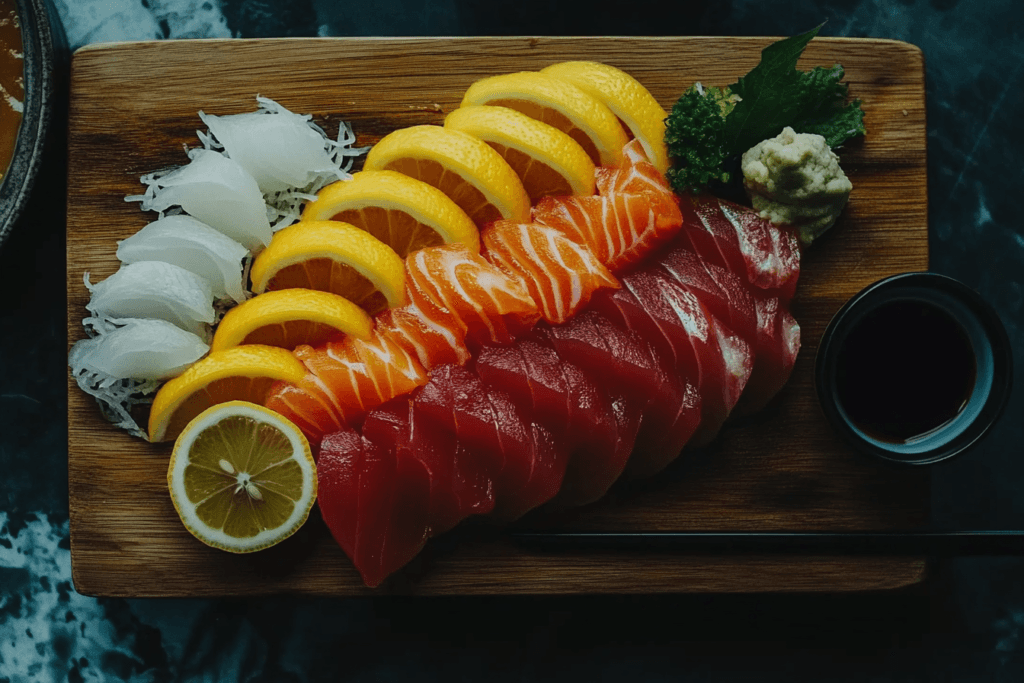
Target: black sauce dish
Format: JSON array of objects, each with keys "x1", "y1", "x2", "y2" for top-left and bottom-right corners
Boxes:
[
  {"x1": 815, "y1": 272, "x2": 1012, "y2": 466},
  {"x1": 0, "y1": 0, "x2": 66, "y2": 252}
]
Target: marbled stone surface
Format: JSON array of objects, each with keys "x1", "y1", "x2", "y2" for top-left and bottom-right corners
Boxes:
[{"x1": 1, "y1": 0, "x2": 1022, "y2": 680}]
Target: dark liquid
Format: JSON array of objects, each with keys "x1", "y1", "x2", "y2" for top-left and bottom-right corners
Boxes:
[{"x1": 834, "y1": 299, "x2": 976, "y2": 444}]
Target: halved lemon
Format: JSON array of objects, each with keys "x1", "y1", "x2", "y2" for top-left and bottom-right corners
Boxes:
[
  {"x1": 168, "y1": 400, "x2": 317, "y2": 553},
  {"x1": 460, "y1": 71, "x2": 629, "y2": 167},
  {"x1": 301, "y1": 170, "x2": 480, "y2": 256},
  {"x1": 148, "y1": 345, "x2": 307, "y2": 443},
  {"x1": 540, "y1": 61, "x2": 670, "y2": 174},
  {"x1": 444, "y1": 105, "x2": 596, "y2": 202},
  {"x1": 210, "y1": 289, "x2": 374, "y2": 352},
  {"x1": 363, "y1": 125, "x2": 530, "y2": 227},
  {"x1": 249, "y1": 220, "x2": 408, "y2": 315}
]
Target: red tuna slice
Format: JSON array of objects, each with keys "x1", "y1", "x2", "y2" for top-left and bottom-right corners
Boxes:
[
  {"x1": 679, "y1": 193, "x2": 800, "y2": 301},
  {"x1": 734, "y1": 297, "x2": 801, "y2": 415},
  {"x1": 539, "y1": 310, "x2": 675, "y2": 414},
  {"x1": 414, "y1": 363, "x2": 568, "y2": 521},
  {"x1": 654, "y1": 244, "x2": 757, "y2": 345},
  {"x1": 375, "y1": 304, "x2": 471, "y2": 371},
  {"x1": 363, "y1": 396, "x2": 495, "y2": 535},
  {"x1": 405, "y1": 242, "x2": 540, "y2": 349},
  {"x1": 319, "y1": 426, "x2": 432, "y2": 588},
  {"x1": 474, "y1": 338, "x2": 628, "y2": 507},
  {"x1": 539, "y1": 309, "x2": 691, "y2": 476},
  {"x1": 317, "y1": 429, "x2": 364, "y2": 560},
  {"x1": 318, "y1": 429, "x2": 405, "y2": 588},
  {"x1": 482, "y1": 220, "x2": 619, "y2": 325},
  {"x1": 690, "y1": 315, "x2": 755, "y2": 447},
  {"x1": 532, "y1": 189, "x2": 683, "y2": 273}
]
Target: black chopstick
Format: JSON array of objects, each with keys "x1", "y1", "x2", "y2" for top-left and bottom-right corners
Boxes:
[{"x1": 509, "y1": 531, "x2": 1024, "y2": 556}]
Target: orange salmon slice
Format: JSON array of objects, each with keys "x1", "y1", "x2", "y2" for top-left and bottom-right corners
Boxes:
[
  {"x1": 483, "y1": 220, "x2": 619, "y2": 324},
  {"x1": 405, "y1": 243, "x2": 541, "y2": 347}
]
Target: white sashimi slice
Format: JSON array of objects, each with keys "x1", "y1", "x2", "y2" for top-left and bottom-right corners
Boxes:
[
  {"x1": 69, "y1": 318, "x2": 210, "y2": 381},
  {"x1": 86, "y1": 261, "x2": 215, "y2": 338},
  {"x1": 131, "y1": 149, "x2": 272, "y2": 251},
  {"x1": 199, "y1": 101, "x2": 342, "y2": 194},
  {"x1": 116, "y1": 215, "x2": 249, "y2": 302}
]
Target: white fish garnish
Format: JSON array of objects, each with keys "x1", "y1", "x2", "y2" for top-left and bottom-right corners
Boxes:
[
  {"x1": 199, "y1": 97, "x2": 344, "y2": 194},
  {"x1": 85, "y1": 261, "x2": 215, "y2": 338},
  {"x1": 116, "y1": 215, "x2": 249, "y2": 303},
  {"x1": 128, "y1": 149, "x2": 272, "y2": 251},
  {"x1": 68, "y1": 318, "x2": 209, "y2": 381}
]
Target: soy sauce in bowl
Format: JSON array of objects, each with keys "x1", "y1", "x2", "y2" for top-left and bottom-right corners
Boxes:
[
  {"x1": 816, "y1": 273, "x2": 1012, "y2": 465},
  {"x1": 835, "y1": 299, "x2": 976, "y2": 444}
]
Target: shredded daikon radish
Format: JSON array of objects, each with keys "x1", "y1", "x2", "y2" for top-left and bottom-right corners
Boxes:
[
  {"x1": 85, "y1": 261, "x2": 215, "y2": 339},
  {"x1": 116, "y1": 215, "x2": 250, "y2": 303},
  {"x1": 127, "y1": 149, "x2": 273, "y2": 251}
]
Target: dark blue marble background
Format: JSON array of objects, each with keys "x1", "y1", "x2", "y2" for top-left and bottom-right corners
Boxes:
[{"x1": 2, "y1": 0, "x2": 1022, "y2": 680}]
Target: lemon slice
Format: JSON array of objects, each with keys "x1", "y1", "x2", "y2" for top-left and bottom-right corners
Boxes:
[
  {"x1": 210, "y1": 289, "x2": 374, "y2": 352},
  {"x1": 249, "y1": 220, "x2": 408, "y2": 315},
  {"x1": 148, "y1": 345, "x2": 307, "y2": 443},
  {"x1": 363, "y1": 125, "x2": 530, "y2": 227},
  {"x1": 460, "y1": 71, "x2": 629, "y2": 167},
  {"x1": 301, "y1": 170, "x2": 481, "y2": 256},
  {"x1": 444, "y1": 105, "x2": 596, "y2": 202},
  {"x1": 541, "y1": 61, "x2": 670, "y2": 174},
  {"x1": 168, "y1": 401, "x2": 317, "y2": 553}
]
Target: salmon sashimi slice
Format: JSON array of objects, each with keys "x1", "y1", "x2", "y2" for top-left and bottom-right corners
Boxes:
[
  {"x1": 596, "y1": 138, "x2": 674, "y2": 197},
  {"x1": 263, "y1": 379, "x2": 348, "y2": 458},
  {"x1": 483, "y1": 220, "x2": 619, "y2": 324},
  {"x1": 265, "y1": 325, "x2": 430, "y2": 449},
  {"x1": 405, "y1": 242, "x2": 541, "y2": 348},
  {"x1": 375, "y1": 304, "x2": 471, "y2": 371},
  {"x1": 532, "y1": 189, "x2": 683, "y2": 273},
  {"x1": 679, "y1": 193, "x2": 800, "y2": 301}
]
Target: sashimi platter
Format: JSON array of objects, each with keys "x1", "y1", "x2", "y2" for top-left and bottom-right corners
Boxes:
[{"x1": 66, "y1": 32, "x2": 931, "y2": 596}]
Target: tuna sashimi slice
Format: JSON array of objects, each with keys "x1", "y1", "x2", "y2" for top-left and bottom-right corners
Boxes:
[
  {"x1": 532, "y1": 189, "x2": 683, "y2": 273},
  {"x1": 318, "y1": 429, "x2": 393, "y2": 587},
  {"x1": 734, "y1": 296, "x2": 801, "y2": 415},
  {"x1": 482, "y1": 220, "x2": 619, "y2": 324},
  {"x1": 363, "y1": 396, "x2": 494, "y2": 535},
  {"x1": 414, "y1": 363, "x2": 568, "y2": 521},
  {"x1": 654, "y1": 243, "x2": 757, "y2": 345},
  {"x1": 405, "y1": 242, "x2": 540, "y2": 349},
  {"x1": 679, "y1": 193, "x2": 800, "y2": 301},
  {"x1": 539, "y1": 310, "x2": 691, "y2": 476},
  {"x1": 319, "y1": 423, "x2": 431, "y2": 588},
  {"x1": 474, "y1": 338, "x2": 628, "y2": 507},
  {"x1": 316, "y1": 429, "x2": 363, "y2": 559}
]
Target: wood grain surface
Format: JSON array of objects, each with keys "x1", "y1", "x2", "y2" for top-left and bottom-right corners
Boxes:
[{"x1": 66, "y1": 37, "x2": 930, "y2": 597}]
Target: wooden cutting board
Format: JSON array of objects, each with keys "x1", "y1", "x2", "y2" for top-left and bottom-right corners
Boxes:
[{"x1": 66, "y1": 37, "x2": 929, "y2": 597}]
